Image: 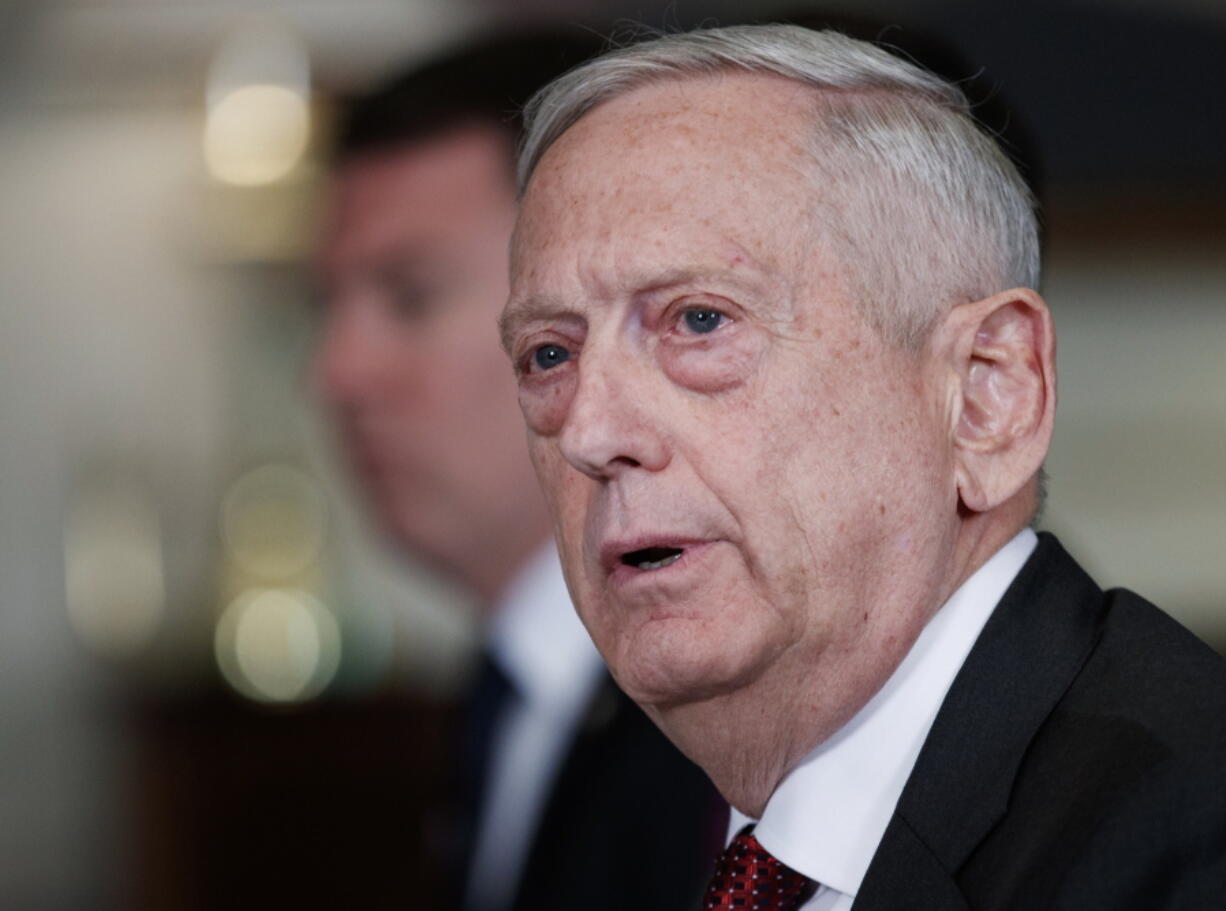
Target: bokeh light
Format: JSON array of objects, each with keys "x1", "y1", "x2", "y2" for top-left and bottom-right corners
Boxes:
[
  {"x1": 215, "y1": 588, "x2": 340, "y2": 703},
  {"x1": 221, "y1": 462, "x2": 326, "y2": 580},
  {"x1": 204, "y1": 20, "x2": 311, "y2": 186},
  {"x1": 205, "y1": 84, "x2": 310, "y2": 186}
]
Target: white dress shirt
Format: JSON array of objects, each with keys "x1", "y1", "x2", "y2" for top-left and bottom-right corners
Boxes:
[
  {"x1": 462, "y1": 544, "x2": 606, "y2": 911},
  {"x1": 727, "y1": 529, "x2": 1038, "y2": 910}
]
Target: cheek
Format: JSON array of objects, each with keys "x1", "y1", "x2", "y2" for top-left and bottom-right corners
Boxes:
[
  {"x1": 529, "y1": 452, "x2": 599, "y2": 605},
  {"x1": 528, "y1": 438, "x2": 585, "y2": 525},
  {"x1": 518, "y1": 371, "x2": 576, "y2": 436},
  {"x1": 464, "y1": 355, "x2": 523, "y2": 419}
]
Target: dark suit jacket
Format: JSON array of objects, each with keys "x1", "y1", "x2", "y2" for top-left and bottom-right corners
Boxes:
[
  {"x1": 855, "y1": 533, "x2": 1226, "y2": 910},
  {"x1": 469, "y1": 673, "x2": 725, "y2": 911}
]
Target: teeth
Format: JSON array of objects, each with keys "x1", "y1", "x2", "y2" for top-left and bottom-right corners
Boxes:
[{"x1": 637, "y1": 552, "x2": 682, "y2": 571}]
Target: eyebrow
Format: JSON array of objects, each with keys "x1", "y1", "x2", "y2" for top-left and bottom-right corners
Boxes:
[{"x1": 637, "y1": 265, "x2": 762, "y2": 298}]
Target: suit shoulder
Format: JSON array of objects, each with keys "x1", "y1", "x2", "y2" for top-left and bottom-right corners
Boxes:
[
  {"x1": 959, "y1": 587, "x2": 1226, "y2": 908},
  {"x1": 1045, "y1": 752, "x2": 1226, "y2": 910},
  {"x1": 1066, "y1": 586, "x2": 1226, "y2": 750}
]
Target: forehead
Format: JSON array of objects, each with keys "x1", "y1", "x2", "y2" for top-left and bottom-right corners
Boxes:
[
  {"x1": 513, "y1": 72, "x2": 825, "y2": 292},
  {"x1": 321, "y1": 125, "x2": 515, "y2": 269}
]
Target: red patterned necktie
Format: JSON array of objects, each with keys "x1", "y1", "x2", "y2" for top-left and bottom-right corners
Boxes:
[{"x1": 703, "y1": 825, "x2": 818, "y2": 910}]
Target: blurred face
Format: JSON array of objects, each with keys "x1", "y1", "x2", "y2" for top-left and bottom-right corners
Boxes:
[
  {"x1": 505, "y1": 74, "x2": 959, "y2": 718},
  {"x1": 315, "y1": 126, "x2": 549, "y2": 600}
]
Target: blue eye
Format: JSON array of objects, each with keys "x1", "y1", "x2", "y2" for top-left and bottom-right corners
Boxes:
[
  {"x1": 683, "y1": 308, "x2": 725, "y2": 334},
  {"x1": 533, "y1": 344, "x2": 570, "y2": 371}
]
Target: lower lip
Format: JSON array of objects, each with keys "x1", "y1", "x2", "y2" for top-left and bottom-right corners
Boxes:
[{"x1": 607, "y1": 541, "x2": 719, "y2": 591}]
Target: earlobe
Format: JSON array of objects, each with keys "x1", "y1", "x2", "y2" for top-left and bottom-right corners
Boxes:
[{"x1": 949, "y1": 289, "x2": 1056, "y2": 514}]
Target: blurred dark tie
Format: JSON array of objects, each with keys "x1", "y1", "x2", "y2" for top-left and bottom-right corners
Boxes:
[
  {"x1": 702, "y1": 825, "x2": 817, "y2": 910},
  {"x1": 457, "y1": 651, "x2": 517, "y2": 911},
  {"x1": 463, "y1": 652, "x2": 516, "y2": 811}
]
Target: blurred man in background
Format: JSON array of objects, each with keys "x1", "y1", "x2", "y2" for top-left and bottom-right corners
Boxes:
[{"x1": 313, "y1": 30, "x2": 724, "y2": 911}]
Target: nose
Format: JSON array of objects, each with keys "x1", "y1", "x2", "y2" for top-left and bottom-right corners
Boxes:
[
  {"x1": 312, "y1": 295, "x2": 391, "y2": 408},
  {"x1": 556, "y1": 352, "x2": 670, "y2": 481}
]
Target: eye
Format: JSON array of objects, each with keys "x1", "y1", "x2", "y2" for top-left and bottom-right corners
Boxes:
[
  {"x1": 681, "y1": 307, "x2": 727, "y2": 335},
  {"x1": 532, "y1": 343, "x2": 571, "y2": 371},
  {"x1": 379, "y1": 270, "x2": 437, "y2": 322},
  {"x1": 388, "y1": 290, "x2": 431, "y2": 321}
]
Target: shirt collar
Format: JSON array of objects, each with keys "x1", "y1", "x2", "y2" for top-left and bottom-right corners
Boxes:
[
  {"x1": 485, "y1": 543, "x2": 605, "y2": 711},
  {"x1": 729, "y1": 528, "x2": 1038, "y2": 897}
]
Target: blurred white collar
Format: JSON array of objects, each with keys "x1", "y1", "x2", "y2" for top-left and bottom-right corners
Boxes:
[{"x1": 486, "y1": 543, "x2": 604, "y2": 712}]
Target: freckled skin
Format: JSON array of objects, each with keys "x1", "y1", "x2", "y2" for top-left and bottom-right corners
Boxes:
[{"x1": 504, "y1": 73, "x2": 1041, "y2": 815}]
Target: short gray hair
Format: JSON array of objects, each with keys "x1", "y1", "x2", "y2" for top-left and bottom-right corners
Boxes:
[{"x1": 517, "y1": 24, "x2": 1040, "y2": 348}]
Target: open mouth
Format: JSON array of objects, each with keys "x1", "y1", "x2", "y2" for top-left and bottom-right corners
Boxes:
[{"x1": 621, "y1": 546, "x2": 684, "y2": 571}]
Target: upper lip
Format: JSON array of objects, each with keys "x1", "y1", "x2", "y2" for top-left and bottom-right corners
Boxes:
[{"x1": 598, "y1": 535, "x2": 713, "y2": 573}]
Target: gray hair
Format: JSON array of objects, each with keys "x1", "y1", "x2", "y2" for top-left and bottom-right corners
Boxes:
[{"x1": 517, "y1": 24, "x2": 1040, "y2": 348}]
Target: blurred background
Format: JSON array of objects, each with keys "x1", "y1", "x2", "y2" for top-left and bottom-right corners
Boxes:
[{"x1": 0, "y1": 0, "x2": 1223, "y2": 907}]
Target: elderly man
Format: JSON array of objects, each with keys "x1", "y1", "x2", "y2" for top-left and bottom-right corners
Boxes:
[
  {"x1": 501, "y1": 24, "x2": 1226, "y2": 910},
  {"x1": 313, "y1": 32, "x2": 722, "y2": 911}
]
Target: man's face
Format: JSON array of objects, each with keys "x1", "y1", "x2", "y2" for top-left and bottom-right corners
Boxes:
[
  {"x1": 315, "y1": 126, "x2": 548, "y2": 598},
  {"x1": 505, "y1": 74, "x2": 958, "y2": 718}
]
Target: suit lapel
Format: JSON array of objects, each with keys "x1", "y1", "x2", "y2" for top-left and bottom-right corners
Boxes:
[
  {"x1": 853, "y1": 814, "x2": 973, "y2": 910},
  {"x1": 854, "y1": 534, "x2": 1108, "y2": 908}
]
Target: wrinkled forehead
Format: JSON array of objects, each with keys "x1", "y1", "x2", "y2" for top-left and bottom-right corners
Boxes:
[
  {"x1": 511, "y1": 72, "x2": 828, "y2": 286},
  {"x1": 527, "y1": 69, "x2": 819, "y2": 185}
]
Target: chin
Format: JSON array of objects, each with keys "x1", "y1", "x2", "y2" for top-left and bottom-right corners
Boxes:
[
  {"x1": 382, "y1": 509, "x2": 453, "y2": 572},
  {"x1": 609, "y1": 614, "x2": 776, "y2": 710}
]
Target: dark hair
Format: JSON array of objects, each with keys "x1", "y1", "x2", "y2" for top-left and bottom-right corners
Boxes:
[{"x1": 334, "y1": 29, "x2": 605, "y2": 162}]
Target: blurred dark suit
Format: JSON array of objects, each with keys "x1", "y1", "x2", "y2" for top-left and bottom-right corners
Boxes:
[{"x1": 494, "y1": 675, "x2": 724, "y2": 911}]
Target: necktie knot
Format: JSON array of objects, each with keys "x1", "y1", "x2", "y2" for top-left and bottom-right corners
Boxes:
[{"x1": 703, "y1": 826, "x2": 817, "y2": 910}]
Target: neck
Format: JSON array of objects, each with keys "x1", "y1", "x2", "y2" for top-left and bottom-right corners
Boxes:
[{"x1": 649, "y1": 613, "x2": 930, "y2": 817}]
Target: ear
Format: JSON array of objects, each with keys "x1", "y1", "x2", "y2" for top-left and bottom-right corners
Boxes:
[{"x1": 945, "y1": 288, "x2": 1056, "y2": 514}]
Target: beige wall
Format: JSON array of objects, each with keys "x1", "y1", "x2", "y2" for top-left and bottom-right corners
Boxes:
[{"x1": 1042, "y1": 216, "x2": 1226, "y2": 641}]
